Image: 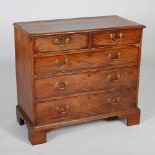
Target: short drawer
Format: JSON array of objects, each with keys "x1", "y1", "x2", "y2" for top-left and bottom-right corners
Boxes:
[
  {"x1": 34, "y1": 66, "x2": 138, "y2": 101},
  {"x1": 36, "y1": 88, "x2": 137, "y2": 125},
  {"x1": 34, "y1": 33, "x2": 89, "y2": 53},
  {"x1": 34, "y1": 47, "x2": 139, "y2": 75},
  {"x1": 92, "y1": 29, "x2": 142, "y2": 47}
]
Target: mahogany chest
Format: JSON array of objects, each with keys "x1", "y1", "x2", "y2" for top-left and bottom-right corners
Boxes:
[{"x1": 14, "y1": 15, "x2": 145, "y2": 145}]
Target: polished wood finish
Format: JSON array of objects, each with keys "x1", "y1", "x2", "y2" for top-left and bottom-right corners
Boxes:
[
  {"x1": 14, "y1": 15, "x2": 145, "y2": 145},
  {"x1": 127, "y1": 109, "x2": 140, "y2": 126},
  {"x1": 28, "y1": 130, "x2": 46, "y2": 145},
  {"x1": 14, "y1": 26, "x2": 35, "y2": 124},
  {"x1": 14, "y1": 15, "x2": 145, "y2": 36},
  {"x1": 36, "y1": 88, "x2": 137, "y2": 125},
  {"x1": 34, "y1": 33, "x2": 89, "y2": 53},
  {"x1": 34, "y1": 66, "x2": 138, "y2": 101},
  {"x1": 92, "y1": 29, "x2": 142, "y2": 47},
  {"x1": 34, "y1": 47, "x2": 139, "y2": 75}
]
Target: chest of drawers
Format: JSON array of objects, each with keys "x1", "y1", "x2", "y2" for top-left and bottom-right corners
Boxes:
[{"x1": 14, "y1": 15, "x2": 145, "y2": 145}]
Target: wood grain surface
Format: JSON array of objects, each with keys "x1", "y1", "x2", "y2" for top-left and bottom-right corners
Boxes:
[
  {"x1": 14, "y1": 15, "x2": 145, "y2": 36},
  {"x1": 34, "y1": 66, "x2": 138, "y2": 101},
  {"x1": 34, "y1": 47, "x2": 139, "y2": 75},
  {"x1": 14, "y1": 15, "x2": 145, "y2": 145}
]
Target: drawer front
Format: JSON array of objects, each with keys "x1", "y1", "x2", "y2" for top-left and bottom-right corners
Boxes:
[
  {"x1": 92, "y1": 29, "x2": 142, "y2": 47},
  {"x1": 36, "y1": 88, "x2": 137, "y2": 125},
  {"x1": 35, "y1": 47, "x2": 139, "y2": 75},
  {"x1": 35, "y1": 66, "x2": 138, "y2": 101},
  {"x1": 34, "y1": 34, "x2": 89, "y2": 53}
]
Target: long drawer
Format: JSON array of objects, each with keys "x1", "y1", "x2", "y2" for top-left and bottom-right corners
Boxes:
[
  {"x1": 36, "y1": 88, "x2": 137, "y2": 125},
  {"x1": 34, "y1": 47, "x2": 139, "y2": 75},
  {"x1": 34, "y1": 66, "x2": 138, "y2": 101}
]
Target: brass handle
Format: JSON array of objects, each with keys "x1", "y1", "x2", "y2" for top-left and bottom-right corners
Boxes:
[
  {"x1": 107, "y1": 74, "x2": 120, "y2": 82},
  {"x1": 110, "y1": 33, "x2": 123, "y2": 40},
  {"x1": 134, "y1": 43, "x2": 140, "y2": 47},
  {"x1": 56, "y1": 104, "x2": 69, "y2": 114},
  {"x1": 108, "y1": 53, "x2": 121, "y2": 60},
  {"x1": 107, "y1": 97, "x2": 120, "y2": 105},
  {"x1": 55, "y1": 59, "x2": 69, "y2": 67},
  {"x1": 55, "y1": 81, "x2": 68, "y2": 90},
  {"x1": 54, "y1": 37, "x2": 70, "y2": 47}
]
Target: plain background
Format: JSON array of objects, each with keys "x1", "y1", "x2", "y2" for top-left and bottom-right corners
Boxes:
[{"x1": 0, "y1": 0, "x2": 155, "y2": 154}]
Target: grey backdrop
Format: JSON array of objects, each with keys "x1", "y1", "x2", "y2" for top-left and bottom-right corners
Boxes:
[{"x1": 0, "y1": 0, "x2": 155, "y2": 154}]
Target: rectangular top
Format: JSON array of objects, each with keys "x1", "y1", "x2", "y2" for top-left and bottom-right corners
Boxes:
[{"x1": 14, "y1": 15, "x2": 145, "y2": 36}]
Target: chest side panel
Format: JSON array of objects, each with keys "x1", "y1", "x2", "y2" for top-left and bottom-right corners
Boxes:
[{"x1": 14, "y1": 26, "x2": 35, "y2": 124}]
